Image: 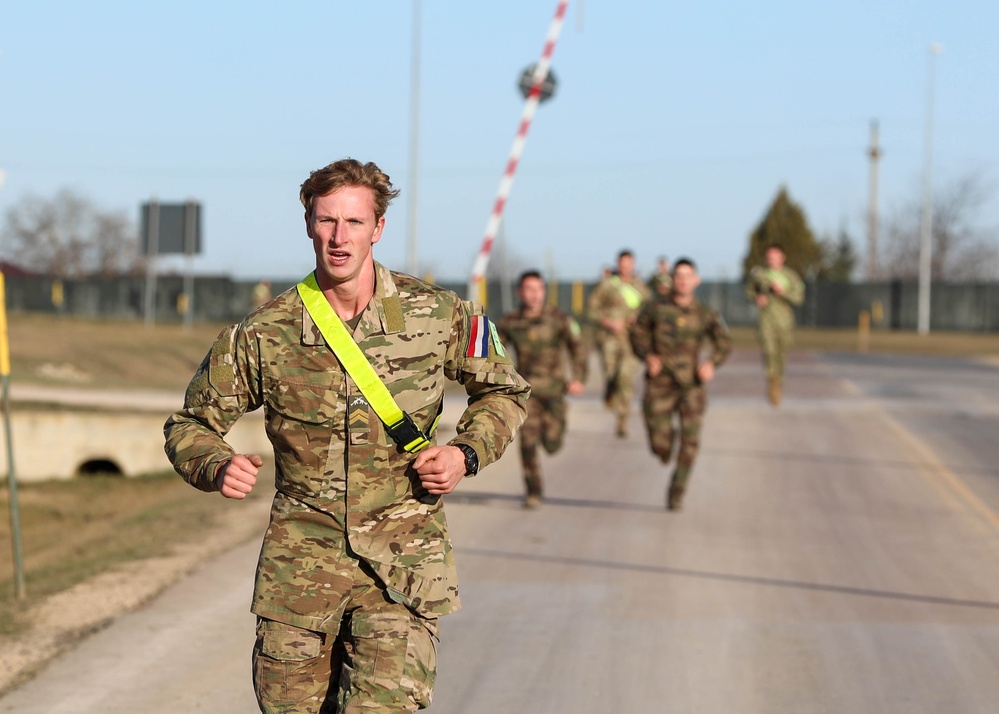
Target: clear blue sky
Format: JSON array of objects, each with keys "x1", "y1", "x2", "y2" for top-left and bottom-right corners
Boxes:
[{"x1": 2, "y1": 1, "x2": 997, "y2": 282}]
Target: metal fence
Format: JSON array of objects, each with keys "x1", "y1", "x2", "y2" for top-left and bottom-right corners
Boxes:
[{"x1": 4, "y1": 274, "x2": 999, "y2": 333}]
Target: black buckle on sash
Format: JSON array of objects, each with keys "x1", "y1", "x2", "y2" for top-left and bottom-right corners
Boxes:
[{"x1": 386, "y1": 412, "x2": 431, "y2": 453}]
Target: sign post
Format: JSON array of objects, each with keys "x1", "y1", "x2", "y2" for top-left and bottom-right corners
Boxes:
[
  {"x1": 0, "y1": 272, "x2": 26, "y2": 599},
  {"x1": 140, "y1": 200, "x2": 203, "y2": 328}
]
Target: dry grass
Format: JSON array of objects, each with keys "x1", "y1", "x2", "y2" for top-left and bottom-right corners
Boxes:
[{"x1": 6, "y1": 312, "x2": 229, "y2": 392}]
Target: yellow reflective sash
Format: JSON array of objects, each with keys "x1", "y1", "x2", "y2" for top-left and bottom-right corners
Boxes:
[
  {"x1": 613, "y1": 276, "x2": 644, "y2": 309},
  {"x1": 296, "y1": 273, "x2": 432, "y2": 453}
]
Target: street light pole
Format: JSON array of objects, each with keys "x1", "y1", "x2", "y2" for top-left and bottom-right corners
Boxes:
[
  {"x1": 917, "y1": 43, "x2": 942, "y2": 336},
  {"x1": 405, "y1": 0, "x2": 422, "y2": 278}
]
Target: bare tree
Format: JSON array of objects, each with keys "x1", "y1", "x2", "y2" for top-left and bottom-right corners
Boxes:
[
  {"x1": 880, "y1": 172, "x2": 999, "y2": 282},
  {"x1": 1, "y1": 189, "x2": 143, "y2": 277}
]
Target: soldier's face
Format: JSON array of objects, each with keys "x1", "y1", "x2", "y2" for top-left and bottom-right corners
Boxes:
[
  {"x1": 672, "y1": 264, "x2": 700, "y2": 298},
  {"x1": 518, "y1": 276, "x2": 546, "y2": 313},
  {"x1": 765, "y1": 248, "x2": 785, "y2": 269},
  {"x1": 306, "y1": 186, "x2": 384, "y2": 289},
  {"x1": 617, "y1": 255, "x2": 635, "y2": 280}
]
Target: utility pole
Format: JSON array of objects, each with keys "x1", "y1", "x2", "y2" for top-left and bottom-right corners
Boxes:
[
  {"x1": 866, "y1": 120, "x2": 882, "y2": 280},
  {"x1": 917, "y1": 43, "x2": 942, "y2": 336}
]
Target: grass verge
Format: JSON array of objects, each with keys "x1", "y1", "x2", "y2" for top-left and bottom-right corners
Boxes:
[{"x1": 0, "y1": 469, "x2": 269, "y2": 637}]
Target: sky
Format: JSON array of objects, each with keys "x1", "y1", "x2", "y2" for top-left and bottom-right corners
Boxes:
[{"x1": 2, "y1": 1, "x2": 997, "y2": 283}]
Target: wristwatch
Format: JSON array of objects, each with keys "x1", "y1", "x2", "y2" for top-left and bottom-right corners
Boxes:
[{"x1": 455, "y1": 444, "x2": 479, "y2": 476}]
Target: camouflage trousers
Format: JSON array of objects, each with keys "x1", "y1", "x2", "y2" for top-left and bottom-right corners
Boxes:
[
  {"x1": 519, "y1": 394, "x2": 567, "y2": 497},
  {"x1": 758, "y1": 317, "x2": 794, "y2": 380},
  {"x1": 253, "y1": 558, "x2": 439, "y2": 713},
  {"x1": 599, "y1": 334, "x2": 640, "y2": 419},
  {"x1": 641, "y1": 377, "x2": 707, "y2": 492}
]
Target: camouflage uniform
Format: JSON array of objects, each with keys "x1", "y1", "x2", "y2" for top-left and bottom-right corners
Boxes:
[
  {"x1": 164, "y1": 261, "x2": 529, "y2": 713},
  {"x1": 746, "y1": 265, "x2": 805, "y2": 401},
  {"x1": 497, "y1": 306, "x2": 588, "y2": 502},
  {"x1": 630, "y1": 291, "x2": 732, "y2": 510},
  {"x1": 587, "y1": 275, "x2": 650, "y2": 435}
]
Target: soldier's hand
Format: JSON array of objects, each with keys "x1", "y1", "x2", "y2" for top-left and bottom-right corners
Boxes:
[
  {"x1": 755, "y1": 294, "x2": 769, "y2": 308},
  {"x1": 566, "y1": 380, "x2": 585, "y2": 396},
  {"x1": 697, "y1": 361, "x2": 716, "y2": 384},
  {"x1": 219, "y1": 453, "x2": 262, "y2": 500},
  {"x1": 646, "y1": 354, "x2": 663, "y2": 378},
  {"x1": 770, "y1": 281, "x2": 785, "y2": 296},
  {"x1": 412, "y1": 445, "x2": 466, "y2": 496}
]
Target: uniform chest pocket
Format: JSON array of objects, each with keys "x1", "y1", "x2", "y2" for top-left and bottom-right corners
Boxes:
[{"x1": 264, "y1": 371, "x2": 343, "y2": 424}]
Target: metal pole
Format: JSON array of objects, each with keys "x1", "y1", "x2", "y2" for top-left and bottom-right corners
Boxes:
[
  {"x1": 406, "y1": 0, "x2": 422, "y2": 277},
  {"x1": 0, "y1": 273, "x2": 25, "y2": 598},
  {"x1": 917, "y1": 44, "x2": 942, "y2": 336},
  {"x1": 866, "y1": 119, "x2": 882, "y2": 280},
  {"x1": 144, "y1": 200, "x2": 160, "y2": 329},
  {"x1": 183, "y1": 201, "x2": 196, "y2": 331}
]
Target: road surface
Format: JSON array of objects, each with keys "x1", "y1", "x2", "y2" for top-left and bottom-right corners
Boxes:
[{"x1": 2, "y1": 348, "x2": 998, "y2": 713}]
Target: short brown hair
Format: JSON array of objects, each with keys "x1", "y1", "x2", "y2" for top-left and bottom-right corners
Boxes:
[{"x1": 299, "y1": 158, "x2": 401, "y2": 220}]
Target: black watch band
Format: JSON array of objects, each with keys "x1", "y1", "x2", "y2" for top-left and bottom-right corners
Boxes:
[{"x1": 456, "y1": 444, "x2": 479, "y2": 476}]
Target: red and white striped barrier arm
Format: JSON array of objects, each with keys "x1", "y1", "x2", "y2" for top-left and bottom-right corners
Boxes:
[{"x1": 467, "y1": 0, "x2": 570, "y2": 303}]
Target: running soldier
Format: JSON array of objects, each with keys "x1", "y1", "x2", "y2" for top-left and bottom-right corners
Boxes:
[
  {"x1": 745, "y1": 244, "x2": 805, "y2": 406},
  {"x1": 499, "y1": 270, "x2": 588, "y2": 509},
  {"x1": 164, "y1": 158, "x2": 529, "y2": 713},
  {"x1": 587, "y1": 249, "x2": 650, "y2": 438},
  {"x1": 630, "y1": 258, "x2": 732, "y2": 511}
]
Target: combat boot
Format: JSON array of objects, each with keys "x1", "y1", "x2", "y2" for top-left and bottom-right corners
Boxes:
[
  {"x1": 523, "y1": 494, "x2": 542, "y2": 510},
  {"x1": 768, "y1": 377, "x2": 782, "y2": 406},
  {"x1": 615, "y1": 414, "x2": 628, "y2": 439},
  {"x1": 667, "y1": 485, "x2": 685, "y2": 512}
]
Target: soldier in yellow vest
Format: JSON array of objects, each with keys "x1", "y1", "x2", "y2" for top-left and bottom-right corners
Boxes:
[
  {"x1": 587, "y1": 249, "x2": 651, "y2": 437},
  {"x1": 746, "y1": 244, "x2": 805, "y2": 406}
]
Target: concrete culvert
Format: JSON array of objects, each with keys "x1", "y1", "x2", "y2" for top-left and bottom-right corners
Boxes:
[{"x1": 77, "y1": 459, "x2": 124, "y2": 477}]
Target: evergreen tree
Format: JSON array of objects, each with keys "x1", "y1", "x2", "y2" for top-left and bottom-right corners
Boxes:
[
  {"x1": 817, "y1": 229, "x2": 857, "y2": 282},
  {"x1": 741, "y1": 187, "x2": 822, "y2": 281}
]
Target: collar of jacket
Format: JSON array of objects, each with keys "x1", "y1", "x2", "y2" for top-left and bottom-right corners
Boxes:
[{"x1": 300, "y1": 261, "x2": 405, "y2": 346}]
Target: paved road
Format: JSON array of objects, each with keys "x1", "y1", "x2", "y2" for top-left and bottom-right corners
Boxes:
[{"x1": 2, "y1": 348, "x2": 998, "y2": 713}]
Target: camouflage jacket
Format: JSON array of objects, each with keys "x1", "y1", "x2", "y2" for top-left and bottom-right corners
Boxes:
[
  {"x1": 497, "y1": 306, "x2": 588, "y2": 398},
  {"x1": 587, "y1": 275, "x2": 651, "y2": 340},
  {"x1": 164, "y1": 262, "x2": 529, "y2": 625},
  {"x1": 629, "y1": 293, "x2": 732, "y2": 388},
  {"x1": 746, "y1": 265, "x2": 805, "y2": 326}
]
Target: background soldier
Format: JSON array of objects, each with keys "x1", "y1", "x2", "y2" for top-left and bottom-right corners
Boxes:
[
  {"x1": 746, "y1": 244, "x2": 805, "y2": 406},
  {"x1": 499, "y1": 270, "x2": 587, "y2": 509},
  {"x1": 649, "y1": 255, "x2": 672, "y2": 296},
  {"x1": 164, "y1": 158, "x2": 529, "y2": 713},
  {"x1": 587, "y1": 249, "x2": 650, "y2": 438},
  {"x1": 630, "y1": 257, "x2": 732, "y2": 511}
]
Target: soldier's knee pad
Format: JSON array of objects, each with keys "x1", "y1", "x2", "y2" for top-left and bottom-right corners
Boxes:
[
  {"x1": 253, "y1": 619, "x2": 332, "y2": 714},
  {"x1": 341, "y1": 611, "x2": 438, "y2": 712}
]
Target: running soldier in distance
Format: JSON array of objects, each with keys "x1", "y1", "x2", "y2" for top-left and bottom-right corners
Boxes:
[
  {"x1": 745, "y1": 244, "x2": 805, "y2": 406},
  {"x1": 499, "y1": 270, "x2": 588, "y2": 509},
  {"x1": 587, "y1": 249, "x2": 651, "y2": 438},
  {"x1": 630, "y1": 257, "x2": 732, "y2": 511}
]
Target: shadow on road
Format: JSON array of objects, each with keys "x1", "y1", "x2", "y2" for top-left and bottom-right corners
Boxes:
[
  {"x1": 460, "y1": 547, "x2": 999, "y2": 612},
  {"x1": 705, "y1": 445, "x2": 999, "y2": 478},
  {"x1": 445, "y1": 491, "x2": 666, "y2": 514}
]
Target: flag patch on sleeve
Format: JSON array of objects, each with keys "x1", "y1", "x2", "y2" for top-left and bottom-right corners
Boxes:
[{"x1": 467, "y1": 315, "x2": 495, "y2": 357}]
